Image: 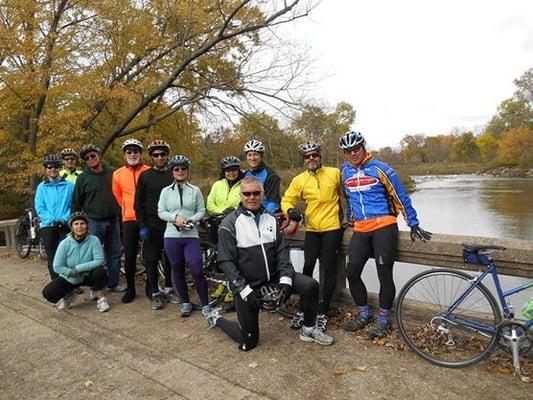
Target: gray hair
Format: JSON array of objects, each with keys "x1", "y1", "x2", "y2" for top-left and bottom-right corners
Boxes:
[{"x1": 240, "y1": 176, "x2": 263, "y2": 191}]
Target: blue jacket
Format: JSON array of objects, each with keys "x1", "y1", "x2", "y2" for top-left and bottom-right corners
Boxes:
[
  {"x1": 53, "y1": 234, "x2": 104, "y2": 285},
  {"x1": 244, "y1": 163, "x2": 280, "y2": 213},
  {"x1": 34, "y1": 178, "x2": 74, "y2": 228},
  {"x1": 340, "y1": 156, "x2": 419, "y2": 229}
]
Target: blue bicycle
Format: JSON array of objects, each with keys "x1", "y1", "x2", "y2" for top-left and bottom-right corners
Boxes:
[{"x1": 395, "y1": 243, "x2": 532, "y2": 375}]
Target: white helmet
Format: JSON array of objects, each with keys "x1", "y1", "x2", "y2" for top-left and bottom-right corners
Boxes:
[
  {"x1": 244, "y1": 139, "x2": 265, "y2": 153},
  {"x1": 298, "y1": 140, "x2": 321, "y2": 154},
  {"x1": 122, "y1": 138, "x2": 143, "y2": 151},
  {"x1": 339, "y1": 131, "x2": 365, "y2": 150}
]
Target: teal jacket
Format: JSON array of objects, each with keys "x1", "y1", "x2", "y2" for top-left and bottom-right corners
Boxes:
[
  {"x1": 53, "y1": 234, "x2": 105, "y2": 285},
  {"x1": 158, "y1": 181, "x2": 205, "y2": 238}
]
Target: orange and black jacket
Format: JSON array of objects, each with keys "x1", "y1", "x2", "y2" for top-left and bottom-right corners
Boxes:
[{"x1": 112, "y1": 164, "x2": 150, "y2": 222}]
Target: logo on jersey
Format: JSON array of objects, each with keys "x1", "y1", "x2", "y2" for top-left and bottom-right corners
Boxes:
[{"x1": 344, "y1": 172, "x2": 379, "y2": 192}]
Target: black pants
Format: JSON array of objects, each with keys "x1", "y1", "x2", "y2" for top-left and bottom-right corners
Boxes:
[
  {"x1": 302, "y1": 229, "x2": 342, "y2": 314},
  {"x1": 346, "y1": 224, "x2": 398, "y2": 309},
  {"x1": 42, "y1": 267, "x2": 108, "y2": 303},
  {"x1": 122, "y1": 221, "x2": 140, "y2": 293},
  {"x1": 40, "y1": 225, "x2": 69, "y2": 279},
  {"x1": 217, "y1": 273, "x2": 319, "y2": 351},
  {"x1": 142, "y1": 222, "x2": 172, "y2": 296}
]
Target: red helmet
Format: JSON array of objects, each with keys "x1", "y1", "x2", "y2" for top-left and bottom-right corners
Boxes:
[{"x1": 147, "y1": 139, "x2": 171, "y2": 155}]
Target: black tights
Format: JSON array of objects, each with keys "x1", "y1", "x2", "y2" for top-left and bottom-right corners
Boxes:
[{"x1": 346, "y1": 224, "x2": 398, "y2": 309}]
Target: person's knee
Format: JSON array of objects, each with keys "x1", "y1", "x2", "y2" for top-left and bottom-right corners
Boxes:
[
  {"x1": 42, "y1": 284, "x2": 58, "y2": 303},
  {"x1": 346, "y1": 262, "x2": 364, "y2": 281},
  {"x1": 239, "y1": 331, "x2": 259, "y2": 351}
]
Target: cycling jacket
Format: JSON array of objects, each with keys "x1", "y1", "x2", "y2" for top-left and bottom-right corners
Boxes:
[
  {"x1": 112, "y1": 163, "x2": 150, "y2": 222},
  {"x1": 34, "y1": 178, "x2": 74, "y2": 228},
  {"x1": 59, "y1": 168, "x2": 83, "y2": 184},
  {"x1": 244, "y1": 162, "x2": 280, "y2": 213},
  {"x1": 281, "y1": 166, "x2": 341, "y2": 232},
  {"x1": 206, "y1": 178, "x2": 242, "y2": 214},
  {"x1": 341, "y1": 154, "x2": 419, "y2": 233},
  {"x1": 217, "y1": 205, "x2": 294, "y2": 299}
]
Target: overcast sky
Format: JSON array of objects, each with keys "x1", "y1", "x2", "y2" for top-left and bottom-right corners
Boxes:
[{"x1": 288, "y1": 0, "x2": 533, "y2": 149}]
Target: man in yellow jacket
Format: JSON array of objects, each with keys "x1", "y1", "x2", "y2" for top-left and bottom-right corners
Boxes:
[
  {"x1": 112, "y1": 138, "x2": 150, "y2": 303},
  {"x1": 281, "y1": 140, "x2": 342, "y2": 333}
]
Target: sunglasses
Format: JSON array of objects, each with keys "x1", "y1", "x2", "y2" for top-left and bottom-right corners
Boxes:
[
  {"x1": 224, "y1": 167, "x2": 240, "y2": 172},
  {"x1": 63, "y1": 157, "x2": 76, "y2": 162},
  {"x1": 45, "y1": 165, "x2": 60, "y2": 170},
  {"x1": 241, "y1": 191, "x2": 262, "y2": 197},
  {"x1": 344, "y1": 145, "x2": 363, "y2": 154},
  {"x1": 84, "y1": 153, "x2": 98, "y2": 161},
  {"x1": 173, "y1": 166, "x2": 188, "y2": 172},
  {"x1": 151, "y1": 152, "x2": 168, "y2": 158},
  {"x1": 303, "y1": 152, "x2": 320, "y2": 160},
  {"x1": 125, "y1": 149, "x2": 141, "y2": 155}
]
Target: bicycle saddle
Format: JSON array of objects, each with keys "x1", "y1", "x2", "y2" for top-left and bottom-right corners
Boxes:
[{"x1": 462, "y1": 242, "x2": 506, "y2": 252}]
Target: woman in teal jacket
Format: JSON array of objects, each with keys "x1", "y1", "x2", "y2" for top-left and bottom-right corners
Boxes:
[
  {"x1": 42, "y1": 212, "x2": 110, "y2": 312},
  {"x1": 158, "y1": 155, "x2": 208, "y2": 318}
]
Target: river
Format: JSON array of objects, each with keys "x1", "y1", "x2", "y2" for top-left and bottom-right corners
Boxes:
[{"x1": 291, "y1": 175, "x2": 533, "y2": 315}]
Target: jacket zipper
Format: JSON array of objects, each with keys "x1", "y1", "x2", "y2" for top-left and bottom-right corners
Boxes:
[{"x1": 256, "y1": 215, "x2": 270, "y2": 281}]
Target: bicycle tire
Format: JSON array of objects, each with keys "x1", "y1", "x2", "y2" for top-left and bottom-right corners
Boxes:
[
  {"x1": 15, "y1": 216, "x2": 32, "y2": 259},
  {"x1": 395, "y1": 268, "x2": 502, "y2": 368}
]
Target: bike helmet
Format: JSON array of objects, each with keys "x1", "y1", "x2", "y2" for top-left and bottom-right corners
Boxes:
[
  {"x1": 68, "y1": 211, "x2": 89, "y2": 227},
  {"x1": 244, "y1": 139, "x2": 265, "y2": 153},
  {"x1": 169, "y1": 155, "x2": 190, "y2": 169},
  {"x1": 59, "y1": 148, "x2": 79, "y2": 160},
  {"x1": 220, "y1": 156, "x2": 241, "y2": 170},
  {"x1": 339, "y1": 131, "x2": 365, "y2": 150},
  {"x1": 298, "y1": 140, "x2": 321, "y2": 154},
  {"x1": 42, "y1": 154, "x2": 61, "y2": 167},
  {"x1": 121, "y1": 138, "x2": 143, "y2": 152},
  {"x1": 79, "y1": 144, "x2": 101, "y2": 159},
  {"x1": 147, "y1": 139, "x2": 171, "y2": 155}
]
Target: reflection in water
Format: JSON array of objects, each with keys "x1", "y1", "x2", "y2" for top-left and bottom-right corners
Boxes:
[{"x1": 403, "y1": 175, "x2": 533, "y2": 240}]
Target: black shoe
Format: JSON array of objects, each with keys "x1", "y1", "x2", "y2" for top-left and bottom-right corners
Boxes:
[{"x1": 121, "y1": 290, "x2": 136, "y2": 304}]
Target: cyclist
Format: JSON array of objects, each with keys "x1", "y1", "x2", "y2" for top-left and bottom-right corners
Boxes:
[
  {"x1": 134, "y1": 139, "x2": 178, "y2": 310},
  {"x1": 72, "y1": 144, "x2": 124, "y2": 293},
  {"x1": 205, "y1": 155, "x2": 244, "y2": 242},
  {"x1": 243, "y1": 139, "x2": 281, "y2": 214},
  {"x1": 281, "y1": 140, "x2": 342, "y2": 332},
  {"x1": 206, "y1": 176, "x2": 334, "y2": 350},
  {"x1": 42, "y1": 212, "x2": 110, "y2": 312},
  {"x1": 157, "y1": 155, "x2": 210, "y2": 317},
  {"x1": 112, "y1": 138, "x2": 150, "y2": 304},
  {"x1": 339, "y1": 131, "x2": 432, "y2": 339},
  {"x1": 34, "y1": 154, "x2": 74, "y2": 279},
  {"x1": 59, "y1": 148, "x2": 83, "y2": 183}
]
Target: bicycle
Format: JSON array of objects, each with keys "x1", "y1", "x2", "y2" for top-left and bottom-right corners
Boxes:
[
  {"x1": 15, "y1": 207, "x2": 46, "y2": 260},
  {"x1": 395, "y1": 242, "x2": 532, "y2": 376}
]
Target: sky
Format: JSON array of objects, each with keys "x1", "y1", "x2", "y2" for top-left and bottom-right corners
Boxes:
[{"x1": 287, "y1": 0, "x2": 533, "y2": 149}]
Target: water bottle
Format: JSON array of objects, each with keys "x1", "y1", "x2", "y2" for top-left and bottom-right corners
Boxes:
[{"x1": 522, "y1": 298, "x2": 533, "y2": 320}]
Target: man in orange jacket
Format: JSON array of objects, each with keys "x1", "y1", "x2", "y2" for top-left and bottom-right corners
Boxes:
[{"x1": 112, "y1": 138, "x2": 150, "y2": 303}]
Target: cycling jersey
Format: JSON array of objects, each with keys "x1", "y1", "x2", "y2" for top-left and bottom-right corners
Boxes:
[
  {"x1": 244, "y1": 162, "x2": 280, "y2": 213},
  {"x1": 34, "y1": 178, "x2": 74, "y2": 227},
  {"x1": 59, "y1": 168, "x2": 83, "y2": 184},
  {"x1": 206, "y1": 178, "x2": 241, "y2": 214},
  {"x1": 341, "y1": 154, "x2": 419, "y2": 233},
  {"x1": 281, "y1": 166, "x2": 341, "y2": 232},
  {"x1": 112, "y1": 164, "x2": 150, "y2": 222}
]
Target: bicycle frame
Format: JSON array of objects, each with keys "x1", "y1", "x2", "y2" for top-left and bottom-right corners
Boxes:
[{"x1": 445, "y1": 262, "x2": 533, "y2": 334}]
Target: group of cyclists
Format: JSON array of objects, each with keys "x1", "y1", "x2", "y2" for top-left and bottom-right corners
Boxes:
[{"x1": 35, "y1": 130, "x2": 431, "y2": 351}]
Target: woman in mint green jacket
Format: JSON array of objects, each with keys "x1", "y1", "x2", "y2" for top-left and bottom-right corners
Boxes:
[{"x1": 42, "y1": 212, "x2": 110, "y2": 312}]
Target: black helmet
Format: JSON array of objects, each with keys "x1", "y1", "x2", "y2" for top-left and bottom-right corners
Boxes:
[
  {"x1": 220, "y1": 156, "x2": 241, "y2": 170},
  {"x1": 80, "y1": 144, "x2": 101, "y2": 159},
  {"x1": 339, "y1": 131, "x2": 365, "y2": 150},
  {"x1": 68, "y1": 211, "x2": 89, "y2": 228},
  {"x1": 42, "y1": 154, "x2": 61, "y2": 167},
  {"x1": 298, "y1": 140, "x2": 321, "y2": 154}
]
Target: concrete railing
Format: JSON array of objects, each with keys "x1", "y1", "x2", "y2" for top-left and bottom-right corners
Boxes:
[
  {"x1": 286, "y1": 229, "x2": 533, "y2": 296},
  {"x1": 0, "y1": 219, "x2": 18, "y2": 251}
]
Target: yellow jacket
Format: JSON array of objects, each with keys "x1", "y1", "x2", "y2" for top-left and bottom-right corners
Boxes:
[{"x1": 281, "y1": 166, "x2": 341, "y2": 232}]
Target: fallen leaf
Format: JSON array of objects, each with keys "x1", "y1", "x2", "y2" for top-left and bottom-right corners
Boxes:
[
  {"x1": 248, "y1": 361, "x2": 259, "y2": 369},
  {"x1": 353, "y1": 366, "x2": 367, "y2": 372},
  {"x1": 333, "y1": 368, "x2": 345, "y2": 376},
  {"x1": 375, "y1": 339, "x2": 386, "y2": 346},
  {"x1": 520, "y1": 376, "x2": 531, "y2": 383},
  {"x1": 498, "y1": 366, "x2": 512, "y2": 375},
  {"x1": 84, "y1": 380, "x2": 94, "y2": 388}
]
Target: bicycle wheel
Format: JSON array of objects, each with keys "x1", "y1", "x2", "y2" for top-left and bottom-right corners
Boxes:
[
  {"x1": 395, "y1": 269, "x2": 501, "y2": 368},
  {"x1": 15, "y1": 217, "x2": 32, "y2": 259}
]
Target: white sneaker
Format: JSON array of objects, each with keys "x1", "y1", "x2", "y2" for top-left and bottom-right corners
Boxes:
[
  {"x1": 299, "y1": 326, "x2": 334, "y2": 346},
  {"x1": 96, "y1": 297, "x2": 110, "y2": 313},
  {"x1": 89, "y1": 289, "x2": 98, "y2": 301},
  {"x1": 56, "y1": 291, "x2": 78, "y2": 311}
]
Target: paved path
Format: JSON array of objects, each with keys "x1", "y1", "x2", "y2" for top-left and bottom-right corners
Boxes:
[{"x1": 0, "y1": 253, "x2": 530, "y2": 400}]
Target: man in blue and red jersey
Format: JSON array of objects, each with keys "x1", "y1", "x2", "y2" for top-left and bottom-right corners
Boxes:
[{"x1": 339, "y1": 131, "x2": 431, "y2": 339}]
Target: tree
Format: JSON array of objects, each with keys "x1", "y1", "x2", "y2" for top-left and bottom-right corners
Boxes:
[
  {"x1": 476, "y1": 132, "x2": 499, "y2": 165},
  {"x1": 452, "y1": 132, "x2": 479, "y2": 162},
  {"x1": 399, "y1": 134, "x2": 426, "y2": 163},
  {"x1": 497, "y1": 126, "x2": 533, "y2": 167}
]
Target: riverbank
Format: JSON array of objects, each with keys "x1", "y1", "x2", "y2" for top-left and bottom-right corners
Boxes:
[{"x1": 398, "y1": 162, "x2": 533, "y2": 178}]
